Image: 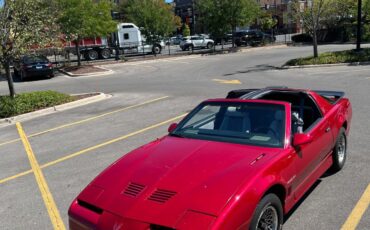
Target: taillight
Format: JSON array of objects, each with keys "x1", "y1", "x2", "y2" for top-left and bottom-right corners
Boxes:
[
  {"x1": 47, "y1": 63, "x2": 53, "y2": 67},
  {"x1": 22, "y1": 65, "x2": 33, "y2": 69}
]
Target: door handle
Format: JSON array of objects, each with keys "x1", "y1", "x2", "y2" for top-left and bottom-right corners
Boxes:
[{"x1": 325, "y1": 127, "x2": 331, "y2": 132}]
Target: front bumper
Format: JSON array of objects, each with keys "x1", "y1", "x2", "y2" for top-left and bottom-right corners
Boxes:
[{"x1": 68, "y1": 199, "x2": 216, "y2": 230}]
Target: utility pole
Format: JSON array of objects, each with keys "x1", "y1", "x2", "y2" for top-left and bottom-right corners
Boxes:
[
  {"x1": 357, "y1": 0, "x2": 362, "y2": 51},
  {"x1": 192, "y1": 0, "x2": 196, "y2": 35}
]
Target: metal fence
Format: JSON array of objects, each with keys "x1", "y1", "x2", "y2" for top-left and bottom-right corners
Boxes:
[{"x1": 44, "y1": 34, "x2": 296, "y2": 67}]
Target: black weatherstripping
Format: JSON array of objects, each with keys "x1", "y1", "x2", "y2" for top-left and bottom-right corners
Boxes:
[{"x1": 77, "y1": 200, "x2": 103, "y2": 214}]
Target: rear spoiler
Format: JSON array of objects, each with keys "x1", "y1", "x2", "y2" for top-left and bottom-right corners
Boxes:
[{"x1": 313, "y1": 90, "x2": 345, "y2": 104}]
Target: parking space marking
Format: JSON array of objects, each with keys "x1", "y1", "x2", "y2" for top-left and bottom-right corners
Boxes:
[
  {"x1": 341, "y1": 183, "x2": 370, "y2": 230},
  {"x1": 16, "y1": 122, "x2": 66, "y2": 230},
  {"x1": 160, "y1": 59, "x2": 190, "y2": 64},
  {"x1": 0, "y1": 96, "x2": 169, "y2": 148},
  {"x1": 0, "y1": 113, "x2": 187, "y2": 185}
]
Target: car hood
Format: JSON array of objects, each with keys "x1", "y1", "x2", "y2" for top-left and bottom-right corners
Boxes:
[{"x1": 77, "y1": 136, "x2": 278, "y2": 226}]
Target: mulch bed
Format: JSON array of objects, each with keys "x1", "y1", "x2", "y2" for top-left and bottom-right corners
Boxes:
[{"x1": 62, "y1": 65, "x2": 107, "y2": 75}]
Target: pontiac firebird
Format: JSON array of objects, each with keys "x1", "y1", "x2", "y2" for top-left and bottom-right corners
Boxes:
[{"x1": 68, "y1": 87, "x2": 352, "y2": 230}]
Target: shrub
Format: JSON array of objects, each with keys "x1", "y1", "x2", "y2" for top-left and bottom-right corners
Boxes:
[
  {"x1": 285, "y1": 48, "x2": 370, "y2": 66},
  {"x1": 182, "y1": 24, "x2": 190, "y2": 37},
  {"x1": 0, "y1": 91, "x2": 74, "y2": 118},
  {"x1": 291, "y1": 33, "x2": 313, "y2": 43}
]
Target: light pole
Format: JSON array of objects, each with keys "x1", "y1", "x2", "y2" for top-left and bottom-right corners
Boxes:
[{"x1": 356, "y1": 0, "x2": 362, "y2": 51}]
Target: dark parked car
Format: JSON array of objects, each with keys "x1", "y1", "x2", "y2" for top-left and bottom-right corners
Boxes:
[
  {"x1": 212, "y1": 33, "x2": 233, "y2": 45},
  {"x1": 13, "y1": 55, "x2": 54, "y2": 81},
  {"x1": 234, "y1": 30, "x2": 276, "y2": 46}
]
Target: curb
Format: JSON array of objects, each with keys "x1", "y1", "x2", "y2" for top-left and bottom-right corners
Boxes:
[
  {"x1": 0, "y1": 92, "x2": 111, "y2": 127},
  {"x1": 282, "y1": 61, "x2": 370, "y2": 69},
  {"x1": 58, "y1": 66, "x2": 114, "y2": 77},
  {"x1": 240, "y1": 44, "x2": 287, "y2": 53}
]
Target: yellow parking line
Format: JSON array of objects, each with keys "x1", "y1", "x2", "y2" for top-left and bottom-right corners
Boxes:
[
  {"x1": 0, "y1": 113, "x2": 187, "y2": 185},
  {"x1": 341, "y1": 183, "x2": 370, "y2": 230},
  {"x1": 0, "y1": 169, "x2": 33, "y2": 184},
  {"x1": 0, "y1": 96, "x2": 169, "y2": 148},
  {"x1": 16, "y1": 122, "x2": 66, "y2": 230}
]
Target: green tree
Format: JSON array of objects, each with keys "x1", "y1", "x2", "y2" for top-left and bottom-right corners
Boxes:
[
  {"x1": 182, "y1": 24, "x2": 191, "y2": 37},
  {"x1": 198, "y1": 0, "x2": 260, "y2": 47},
  {"x1": 125, "y1": 0, "x2": 181, "y2": 44},
  {"x1": 0, "y1": 0, "x2": 59, "y2": 97},
  {"x1": 260, "y1": 13, "x2": 278, "y2": 31},
  {"x1": 57, "y1": 0, "x2": 117, "y2": 66},
  {"x1": 293, "y1": 0, "x2": 335, "y2": 58}
]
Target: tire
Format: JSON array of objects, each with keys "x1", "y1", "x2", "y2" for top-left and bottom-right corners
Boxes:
[
  {"x1": 86, "y1": 50, "x2": 98, "y2": 60},
  {"x1": 47, "y1": 72, "x2": 55, "y2": 79},
  {"x1": 207, "y1": 42, "x2": 214, "y2": 49},
  {"x1": 152, "y1": 45, "x2": 161, "y2": 55},
  {"x1": 249, "y1": 194, "x2": 283, "y2": 230},
  {"x1": 99, "y1": 49, "x2": 111, "y2": 59},
  {"x1": 20, "y1": 70, "x2": 25, "y2": 81},
  {"x1": 13, "y1": 68, "x2": 19, "y2": 77},
  {"x1": 330, "y1": 127, "x2": 347, "y2": 172}
]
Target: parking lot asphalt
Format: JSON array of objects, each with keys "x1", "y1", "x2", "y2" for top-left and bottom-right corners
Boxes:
[{"x1": 0, "y1": 44, "x2": 369, "y2": 230}]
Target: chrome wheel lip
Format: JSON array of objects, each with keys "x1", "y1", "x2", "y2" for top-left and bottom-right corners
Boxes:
[
  {"x1": 256, "y1": 204, "x2": 279, "y2": 230},
  {"x1": 337, "y1": 134, "x2": 346, "y2": 164}
]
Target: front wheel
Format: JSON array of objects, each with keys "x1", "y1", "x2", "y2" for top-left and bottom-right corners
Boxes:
[
  {"x1": 207, "y1": 42, "x2": 214, "y2": 49},
  {"x1": 330, "y1": 128, "x2": 347, "y2": 172},
  {"x1": 250, "y1": 194, "x2": 283, "y2": 230}
]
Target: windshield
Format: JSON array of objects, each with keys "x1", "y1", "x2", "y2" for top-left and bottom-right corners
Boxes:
[{"x1": 172, "y1": 102, "x2": 285, "y2": 148}]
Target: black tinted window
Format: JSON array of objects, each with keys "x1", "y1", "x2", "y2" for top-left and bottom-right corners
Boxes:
[{"x1": 23, "y1": 56, "x2": 48, "y2": 64}]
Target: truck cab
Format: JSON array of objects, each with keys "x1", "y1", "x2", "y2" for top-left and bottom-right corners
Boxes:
[{"x1": 116, "y1": 23, "x2": 164, "y2": 55}]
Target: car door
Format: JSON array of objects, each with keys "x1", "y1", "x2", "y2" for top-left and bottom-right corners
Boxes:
[{"x1": 291, "y1": 104, "x2": 333, "y2": 200}]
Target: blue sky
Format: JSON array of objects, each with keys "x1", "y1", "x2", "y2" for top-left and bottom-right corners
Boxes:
[{"x1": 166, "y1": 0, "x2": 173, "y2": 2}]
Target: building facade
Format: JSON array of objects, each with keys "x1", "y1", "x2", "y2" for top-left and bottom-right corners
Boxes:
[{"x1": 174, "y1": 0, "x2": 306, "y2": 34}]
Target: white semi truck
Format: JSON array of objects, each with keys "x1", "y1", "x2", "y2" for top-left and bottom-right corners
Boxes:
[{"x1": 65, "y1": 23, "x2": 165, "y2": 60}]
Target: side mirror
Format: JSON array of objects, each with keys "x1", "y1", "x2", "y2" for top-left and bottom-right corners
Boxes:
[
  {"x1": 168, "y1": 123, "x2": 178, "y2": 133},
  {"x1": 293, "y1": 133, "x2": 313, "y2": 146}
]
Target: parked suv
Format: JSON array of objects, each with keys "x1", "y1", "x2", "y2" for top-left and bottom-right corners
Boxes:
[
  {"x1": 179, "y1": 36, "x2": 215, "y2": 51},
  {"x1": 234, "y1": 30, "x2": 276, "y2": 46}
]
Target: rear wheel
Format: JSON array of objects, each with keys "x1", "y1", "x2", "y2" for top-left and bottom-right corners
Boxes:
[
  {"x1": 99, "y1": 49, "x2": 111, "y2": 59},
  {"x1": 331, "y1": 128, "x2": 347, "y2": 172},
  {"x1": 86, "y1": 50, "x2": 98, "y2": 60},
  {"x1": 20, "y1": 70, "x2": 26, "y2": 81},
  {"x1": 250, "y1": 194, "x2": 283, "y2": 230},
  {"x1": 152, "y1": 45, "x2": 161, "y2": 55},
  {"x1": 13, "y1": 68, "x2": 19, "y2": 77}
]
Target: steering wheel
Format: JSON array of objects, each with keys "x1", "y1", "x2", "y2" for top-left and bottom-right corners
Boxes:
[{"x1": 254, "y1": 127, "x2": 278, "y2": 139}]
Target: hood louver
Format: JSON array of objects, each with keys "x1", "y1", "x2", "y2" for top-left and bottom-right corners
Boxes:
[
  {"x1": 123, "y1": 182, "x2": 146, "y2": 197},
  {"x1": 148, "y1": 189, "x2": 177, "y2": 203}
]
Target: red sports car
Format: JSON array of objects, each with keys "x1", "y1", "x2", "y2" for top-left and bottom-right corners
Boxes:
[{"x1": 69, "y1": 87, "x2": 352, "y2": 230}]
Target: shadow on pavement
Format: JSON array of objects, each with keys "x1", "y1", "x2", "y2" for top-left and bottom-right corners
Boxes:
[{"x1": 223, "y1": 64, "x2": 285, "y2": 76}]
